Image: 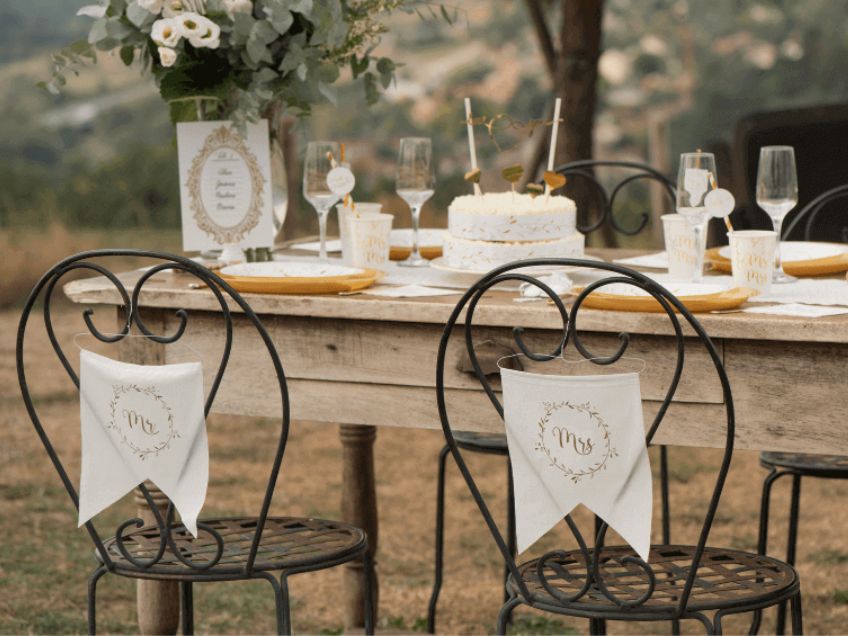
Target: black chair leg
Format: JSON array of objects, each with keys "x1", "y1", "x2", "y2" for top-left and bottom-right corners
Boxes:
[
  {"x1": 750, "y1": 467, "x2": 785, "y2": 635},
  {"x1": 258, "y1": 572, "x2": 285, "y2": 635},
  {"x1": 590, "y1": 616, "x2": 607, "y2": 635},
  {"x1": 87, "y1": 566, "x2": 107, "y2": 636},
  {"x1": 363, "y1": 550, "x2": 376, "y2": 636},
  {"x1": 180, "y1": 581, "x2": 194, "y2": 635},
  {"x1": 504, "y1": 459, "x2": 516, "y2": 606},
  {"x1": 279, "y1": 575, "x2": 292, "y2": 636},
  {"x1": 496, "y1": 596, "x2": 522, "y2": 635},
  {"x1": 777, "y1": 475, "x2": 802, "y2": 636},
  {"x1": 659, "y1": 446, "x2": 680, "y2": 636},
  {"x1": 790, "y1": 591, "x2": 803, "y2": 635},
  {"x1": 427, "y1": 444, "x2": 450, "y2": 634}
]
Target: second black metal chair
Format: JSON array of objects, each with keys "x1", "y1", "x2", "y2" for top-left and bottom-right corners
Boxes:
[
  {"x1": 426, "y1": 161, "x2": 676, "y2": 633},
  {"x1": 437, "y1": 259, "x2": 803, "y2": 635}
]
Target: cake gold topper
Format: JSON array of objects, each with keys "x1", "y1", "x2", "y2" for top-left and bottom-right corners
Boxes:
[
  {"x1": 462, "y1": 97, "x2": 563, "y2": 197},
  {"x1": 464, "y1": 114, "x2": 563, "y2": 152}
]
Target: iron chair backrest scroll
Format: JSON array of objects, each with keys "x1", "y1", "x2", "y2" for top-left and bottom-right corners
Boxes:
[
  {"x1": 781, "y1": 183, "x2": 848, "y2": 243},
  {"x1": 550, "y1": 160, "x2": 677, "y2": 237},
  {"x1": 16, "y1": 250, "x2": 290, "y2": 577},
  {"x1": 435, "y1": 260, "x2": 735, "y2": 618}
]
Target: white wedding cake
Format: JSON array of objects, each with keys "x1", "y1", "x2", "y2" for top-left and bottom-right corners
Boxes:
[{"x1": 443, "y1": 191, "x2": 584, "y2": 271}]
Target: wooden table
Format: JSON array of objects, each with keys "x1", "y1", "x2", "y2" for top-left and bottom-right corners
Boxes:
[{"x1": 65, "y1": 250, "x2": 848, "y2": 634}]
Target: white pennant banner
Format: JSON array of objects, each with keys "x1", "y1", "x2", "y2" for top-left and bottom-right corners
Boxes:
[
  {"x1": 78, "y1": 350, "x2": 208, "y2": 537},
  {"x1": 501, "y1": 368, "x2": 652, "y2": 561}
]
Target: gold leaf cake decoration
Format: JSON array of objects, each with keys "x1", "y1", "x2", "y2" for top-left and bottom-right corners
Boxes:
[
  {"x1": 502, "y1": 164, "x2": 524, "y2": 192},
  {"x1": 526, "y1": 183, "x2": 545, "y2": 198},
  {"x1": 543, "y1": 171, "x2": 567, "y2": 191},
  {"x1": 464, "y1": 168, "x2": 482, "y2": 184}
]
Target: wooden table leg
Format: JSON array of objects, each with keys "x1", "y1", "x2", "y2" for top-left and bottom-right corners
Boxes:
[
  {"x1": 134, "y1": 485, "x2": 180, "y2": 635},
  {"x1": 118, "y1": 308, "x2": 180, "y2": 635},
  {"x1": 339, "y1": 424, "x2": 379, "y2": 631}
]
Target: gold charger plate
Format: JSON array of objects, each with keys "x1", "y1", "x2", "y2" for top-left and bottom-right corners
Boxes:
[
  {"x1": 220, "y1": 263, "x2": 380, "y2": 295},
  {"x1": 389, "y1": 245, "x2": 443, "y2": 261},
  {"x1": 707, "y1": 246, "x2": 848, "y2": 276},
  {"x1": 575, "y1": 284, "x2": 752, "y2": 313}
]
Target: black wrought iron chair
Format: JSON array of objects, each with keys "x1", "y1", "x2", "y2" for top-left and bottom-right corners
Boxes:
[
  {"x1": 436, "y1": 259, "x2": 802, "y2": 635},
  {"x1": 425, "y1": 161, "x2": 676, "y2": 633},
  {"x1": 16, "y1": 250, "x2": 374, "y2": 636},
  {"x1": 749, "y1": 185, "x2": 848, "y2": 634}
]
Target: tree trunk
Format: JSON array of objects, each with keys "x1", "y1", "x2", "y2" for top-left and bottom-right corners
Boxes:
[{"x1": 555, "y1": 0, "x2": 611, "y2": 244}]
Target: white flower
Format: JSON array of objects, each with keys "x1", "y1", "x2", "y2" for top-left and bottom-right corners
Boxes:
[
  {"x1": 185, "y1": 15, "x2": 221, "y2": 49},
  {"x1": 137, "y1": 0, "x2": 165, "y2": 14},
  {"x1": 162, "y1": 0, "x2": 186, "y2": 17},
  {"x1": 158, "y1": 46, "x2": 178, "y2": 67},
  {"x1": 151, "y1": 18, "x2": 181, "y2": 47},
  {"x1": 175, "y1": 12, "x2": 205, "y2": 39},
  {"x1": 222, "y1": 0, "x2": 252, "y2": 19}
]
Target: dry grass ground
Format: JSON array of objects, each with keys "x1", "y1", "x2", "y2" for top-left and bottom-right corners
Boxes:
[{"x1": 3, "y1": 300, "x2": 848, "y2": 634}]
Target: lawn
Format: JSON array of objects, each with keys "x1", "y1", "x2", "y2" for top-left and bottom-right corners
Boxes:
[{"x1": 2, "y1": 243, "x2": 848, "y2": 634}]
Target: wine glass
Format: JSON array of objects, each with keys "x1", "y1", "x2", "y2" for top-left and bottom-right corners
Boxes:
[
  {"x1": 270, "y1": 139, "x2": 288, "y2": 245},
  {"x1": 396, "y1": 137, "x2": 435, "y2": 267},
  {"x1": 303, "y1": 141, "x2": 341, "y2": 261},
  {"x1": 676, "y1": 151, "x2": 717, "y2": 284},
  {"x1": 756, "y1": 146, "x2": 798, "y2": 283}
]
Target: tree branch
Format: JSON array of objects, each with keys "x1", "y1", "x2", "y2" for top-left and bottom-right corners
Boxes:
[{"x1": 524, "y1": 0, "x2": 558, "y2": 81}]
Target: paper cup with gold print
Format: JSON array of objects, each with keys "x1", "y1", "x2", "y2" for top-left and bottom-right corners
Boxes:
[
  {"x1": 728, "y1": 230, "x2": 777, "y2": 295},
  {"x1": 347, "y1": 213, "x2": 393, "y2": 269},
  {"x1": 338, "y1": 202, "x2": 382, "y2": 262},
  {"x1": 662, "y1": 214, "x2": 708, "y2": 281}
]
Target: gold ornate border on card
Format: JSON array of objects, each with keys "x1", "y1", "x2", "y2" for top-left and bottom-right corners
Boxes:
[{"x1": 186, "y1": 125, "x2": 267, "y2": 245}]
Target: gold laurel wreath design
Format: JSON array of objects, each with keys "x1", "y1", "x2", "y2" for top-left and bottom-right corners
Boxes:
[
  {"x1": 185, "y1": 124, "x2": 267, "y2": 245},
  {"x1": 107, "y1": 384, "x2": 179, "y2": 461},
  {"x1": 534, "y1": 400, "x2": 618, "y2": 484}
]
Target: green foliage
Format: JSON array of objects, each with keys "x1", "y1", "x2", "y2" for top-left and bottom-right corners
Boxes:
[{"x1": 42, "y1": 0, "x2": 453, "y2": 124}]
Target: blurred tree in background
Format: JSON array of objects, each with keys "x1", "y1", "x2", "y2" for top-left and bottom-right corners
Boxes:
[{"x1": 1, "y1": 0, "x2": 847, "y2": 237}]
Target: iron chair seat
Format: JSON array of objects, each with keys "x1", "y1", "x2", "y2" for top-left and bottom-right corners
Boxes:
[
  {"x1": 760, "y1": 451, "x2": 848, "y2": 478},
  {"x1": 507, "y1": 545, "x2": 799, "y2": 617},
  {"x1": 97, "y1": 516, "x2": 367, "y2": 580},
  {"x1": 454, "y1": 431, "x2": 508, "y2": 455}
]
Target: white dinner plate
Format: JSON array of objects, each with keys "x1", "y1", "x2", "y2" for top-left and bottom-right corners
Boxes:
[
  {"x1": 221, "y1": 261, "x2": 364, "y2": 279},
  {"x1": 718, "y1": 241, "x2": 846, "y2": 262},
  {"x1": 429, "y1": 255, "x2": 604, "y2": 276},
  {"x1": 591, "y1": 281, "x2": 732, "y2": 298}
]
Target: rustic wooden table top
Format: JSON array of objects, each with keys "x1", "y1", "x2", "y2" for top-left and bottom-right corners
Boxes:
[{"x1": 64, "y1": 248, "x2": 848, "y2": 344}]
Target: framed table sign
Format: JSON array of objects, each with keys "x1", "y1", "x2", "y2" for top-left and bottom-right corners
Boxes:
[{"x1": 177, "y1": 120, "x2": 274, "y2": 251}]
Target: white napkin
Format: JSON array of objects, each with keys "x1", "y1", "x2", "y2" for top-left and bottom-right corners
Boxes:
[
  {"x1": 746, "y1": 279, "x2": 848, "y2": 307},
  {"x1": 519, "y1": 272, "x2": 573, "y2": 298},
  {"x1": 363, "y1": 284, "x2": 460, "y2": 297},
  {"x1": 743, "y1": 303, "x2": 848, "y2": 317},
  {"x1": 612, "y1": 252, "x2": 670, "y2": 270},
  {"x1": 501, "y1": 368, "x2": 652, "y2": 560},
  {"x1": 78, "y1": 350, "x2": 208, "y2": 537}
]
